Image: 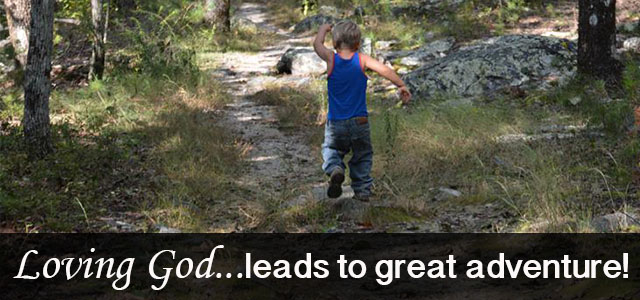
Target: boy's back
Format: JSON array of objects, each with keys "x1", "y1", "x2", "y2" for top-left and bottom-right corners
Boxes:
[
  {"x1": 313, "y1": 20, "x2": 411, "y2": 201},
  {"x1": 327, "y1": 52, "x2": 368, "y2": 121}
]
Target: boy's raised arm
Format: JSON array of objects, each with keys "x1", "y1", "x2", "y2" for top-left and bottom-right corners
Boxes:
[
  {"x1": 361, "y1": 54, "x2": 412, "y2": 103},
  {"x1": 313, "y1": 24, "x2": 334, "y2": 62}
]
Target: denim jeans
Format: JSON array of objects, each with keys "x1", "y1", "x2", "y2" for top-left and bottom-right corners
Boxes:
[{"x1": 322, "y1": 118, "x2": 374, "y2": 196}]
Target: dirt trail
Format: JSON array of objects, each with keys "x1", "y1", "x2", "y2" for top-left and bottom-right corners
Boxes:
[{"x1": 211, "y1": 3, "x2": 324, "y2": 196}]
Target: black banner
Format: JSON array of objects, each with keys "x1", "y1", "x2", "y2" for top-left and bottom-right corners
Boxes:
[{"x1": 1, "y1": 234, "x2": 639, "y2": 299}]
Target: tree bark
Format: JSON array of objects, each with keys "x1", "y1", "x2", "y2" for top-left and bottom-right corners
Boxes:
[
  {"x1": 23, "y1": 0, "x2": 54, "y2": 158},
  {"x1": 578, "y1": 0, "x2": 618, "y2": 80},
  {"x1": 205, "y1": 0, "x2": 231, "y2": 32},
  {"x1": 3, "y1": 0, "x2": 30, "y2": 68},
  {"x1": 89, "y1": 0, "x2": 105, "y2": 80}
]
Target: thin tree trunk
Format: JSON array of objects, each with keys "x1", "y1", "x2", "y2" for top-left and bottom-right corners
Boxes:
[
  {"x1": 577, "y1": 0, "x2": 618, "y2": 80},
  {"x1": 103, "y1": 0, "x2": 110, "y2": 44},
  {"x1": 89, "y1": 0, "x2": 105, "y2": 80},
  {"x1": 23, "y1": 0, "x2": 54, "y2": 158},
  {"x1": 205, "y1": 0, "x2": 230, "y2": 32},
  {"x1": 3, "y1": 0, "x2": 30, "y2": 68}
]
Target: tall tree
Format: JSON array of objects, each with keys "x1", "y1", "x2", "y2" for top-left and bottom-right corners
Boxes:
[
  {"x1": 205, "y1": 0, "x2": 230, "y2": 32},
  {"x1": 3, "y1": 0, "x2": 30, "y2": 68},
  {"x1": 578, "y1": 0, "x2": 618, "y2": 79},
  {"x1": 23, "y1": 0, "x2": 54, "y2": 158},
  {"x1": 89, "y1": 0, "x2": 105, "y2": 80}
]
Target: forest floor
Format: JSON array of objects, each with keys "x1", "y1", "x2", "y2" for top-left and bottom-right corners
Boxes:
[
  {"x1": 200, "y1": 3, "x2": 547, "y2": 233},
  {"x1": 195, "y1": 1, "x2": 640, "y2": 233},
  {"x1": 1, "y1": 0, "x2": 640, "y2": 233}
]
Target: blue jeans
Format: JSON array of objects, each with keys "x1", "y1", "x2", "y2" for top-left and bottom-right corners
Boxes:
[{"x1": 322, "y1": 117, "x2": 374, "y2": 196}]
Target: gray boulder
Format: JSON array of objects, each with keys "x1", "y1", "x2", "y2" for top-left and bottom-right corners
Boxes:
[
  {"x1": 591, "y1": 212, "x2": 639, "y2": 233},
  {"x1": 292, "y1": 14, "x2": 338, "y2": 34},
  {"x1": 623, "y1": 37, "x2": 640, "y2": 52},
  {"x1": 276, "y1": 47, "x2": 326, "y2": 76},
  {"x1": 376, "y1": 38, "x2": 455, "y2": 68},
  {"x1": 403, "y1": 35, "x2": 577, "y2": 101},
  {"x1": 399, "y1": 37, "x2": 455, "y2": 67}
]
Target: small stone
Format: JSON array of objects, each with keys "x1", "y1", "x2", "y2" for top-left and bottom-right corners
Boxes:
[
  {"x1": 374, "y1": 40, "x2": 398, "y2": 51},
  {"x1": 569, "y1": 96, "x2": 582, "y2": 105},
  {"x1": 433, "y1": 187, "x2": 462, "y2": 201},
  {"x1": 623, "y1": 37, "x2": 640, "y2": 52},
  {"x1": 591, "y1": 212, "x2": 639, "y2": 233},
  {"x1": 424, "y1": 31, "x2": 436, "y2": 40},
  {"x1": 158, "y1": 226, "x2": 181, "y2": 233}
]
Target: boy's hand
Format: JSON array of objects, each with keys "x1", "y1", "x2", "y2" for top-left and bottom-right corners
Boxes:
[
  {"x1": 399, "y1": 86, "x2": 412, "y2": 104},
  {"x1": 319, "y1": 24, "x2": 332, "y2": 33}
]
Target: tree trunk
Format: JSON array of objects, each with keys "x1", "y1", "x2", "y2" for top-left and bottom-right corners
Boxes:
[
  {"x1": 23, "y1": 0, "x2": 54, "y2": 158},
  {"x1": 205, "y1": 0, "x2": 231, "y2": 32},
  {"x1": 89, "y1": 0, "x2": 105, "y2": 80},
  {"x1": 578, "y1": 0, "x2": 619, "y2": 80},
  {"x1": 3, "y1": 0, "x2": 30, "y2": 68}
]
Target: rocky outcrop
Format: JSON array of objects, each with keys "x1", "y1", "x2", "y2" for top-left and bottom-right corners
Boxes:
[
  {"x1": 400, "y1": 38, "x2": 455, "y2": 67},
  {"x1": 292, "y1": 14, "x2": 338, "y2": 34},
  {"x1": 403, "y1": 35, "x2": 577, "y2": 101},
  {"x1": 377, "y1": 38, "x2": 455, "y2": 68},
  {"x1": 276, "y1": 47, "x2": 326, "y2": 76}
]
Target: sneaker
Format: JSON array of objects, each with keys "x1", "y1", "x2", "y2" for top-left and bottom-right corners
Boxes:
[
  {"x1": 327, "y1": 167, "x2": 345, "y2": 198},
  {"x1": 353, "y1": 193, "x2": 371, "y2": 202}
]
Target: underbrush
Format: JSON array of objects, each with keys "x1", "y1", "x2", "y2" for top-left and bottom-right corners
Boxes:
[
  {"x1": 0, "y1": 0, "x2": 251, "y2": 232},
  {"x1": 266, "y1": 0, "x2": 573, "y2": 49},
  {"x1": 256, "y1": 57, "x2": 640, "y2": 232},
  {"x1": 0, "y1": 70, "x2": 240, "y2": 232},
  {"x1": 366, "y1": 60, "x2": 640, "y2": 232}
]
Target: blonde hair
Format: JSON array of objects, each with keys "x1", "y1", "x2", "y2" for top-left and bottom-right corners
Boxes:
[{"x1": 332, "y1": 20, "x2": 361, "y2": 51}]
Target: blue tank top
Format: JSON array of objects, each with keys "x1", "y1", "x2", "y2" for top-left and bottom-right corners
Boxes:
[{"x1": 327, "y1": 52, "x2": 368, "y2": 121}]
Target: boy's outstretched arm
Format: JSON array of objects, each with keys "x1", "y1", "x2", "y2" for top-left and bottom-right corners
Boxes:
[
  {"x1": 313, "y1": 24, "x2": 333, "y2": 62},
  {"x1": 361, "y1": 54, "x2": 412, "y2": 103}
]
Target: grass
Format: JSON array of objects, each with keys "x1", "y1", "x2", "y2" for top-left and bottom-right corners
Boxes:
[
  {"x1": 0, "y1": 0, "x2": 273, "y2": 232},
  {"x1": 252, "y1": 58, "x2": 640, "y2": 232},
  {"x1": 0, "y1": 69, "x2": 244, "y2": 232},
  {"x1": 365, "y1": 70, "x2": 639, "y2": 232}
]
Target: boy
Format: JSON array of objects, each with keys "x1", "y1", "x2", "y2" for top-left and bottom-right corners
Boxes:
[{"x1": 313, "y1": 20, "x2": 411, "y2": 201}]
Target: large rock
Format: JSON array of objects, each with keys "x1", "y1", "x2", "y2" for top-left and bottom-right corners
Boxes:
[
  {"x1": 399, "y1": 37, "x2": 455, "y2": 67},
  {"x1": 376, "y1": 38, "x2": 455, "y2": 68},
  {"x1": 403, "y1": 35, "x2": 577, "y2": 101},
  {"x1": 292, "y1": 14, "x2": 338, "y2": 34},
  {"x1": 276, "y1": 47, "x2": 326, "y2": 75}
]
